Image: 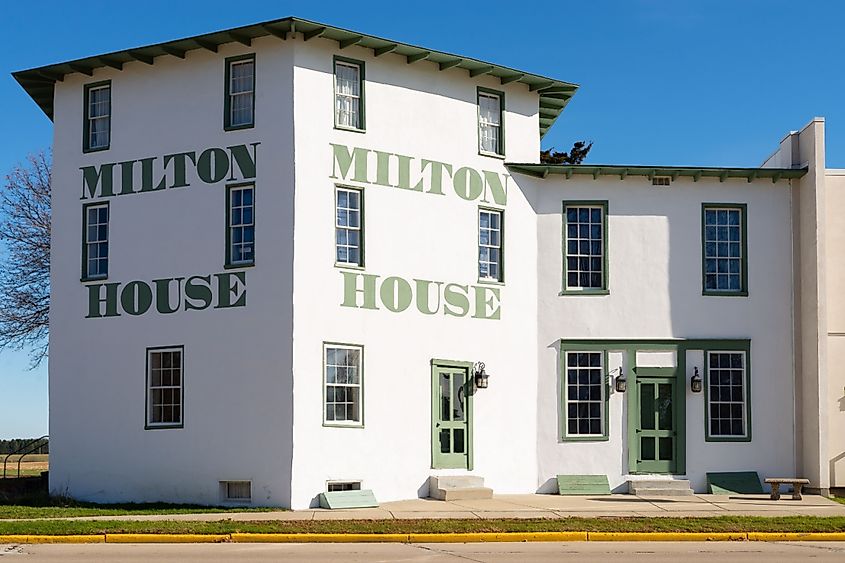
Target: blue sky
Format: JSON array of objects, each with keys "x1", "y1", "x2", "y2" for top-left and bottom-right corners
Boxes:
[{"x1": 1, "y1": 0, "x2": 842, "y2": 438}]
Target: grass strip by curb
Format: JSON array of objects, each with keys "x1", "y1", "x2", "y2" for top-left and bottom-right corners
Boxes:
[{"x1": 3, "y1": 531, "x2": 845, "y2": 543}]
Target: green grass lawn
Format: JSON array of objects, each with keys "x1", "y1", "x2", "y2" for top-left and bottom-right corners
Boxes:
[{"x1": 0, "y1": 516, "x2": 844, "y2": 536}]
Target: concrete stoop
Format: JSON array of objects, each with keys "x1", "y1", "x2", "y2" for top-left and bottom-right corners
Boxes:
[
  {"x1": 428, "y1": 475, "x2": 493, "y2": 501},
  {"x1": 629, "y1": 479, "x2": 694, "y2": 497}
]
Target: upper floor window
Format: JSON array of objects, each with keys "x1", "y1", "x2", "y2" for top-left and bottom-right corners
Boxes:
[
  {"x1": 702, "y1": 204, "x2": 747, "y2": 295},
  {"x1": 334, "y1": 58, "x2": 364, "y2": 130},
  {"x1": 336, "y1": 187, "x2": 363, "y2": 266},
  {"x1": 84, "y1": 82, "x2": 110, "y2": 152},
  {"x1": 225, "y1": 55, "x2": 255, "y2": 130},
  {"x1": 227, "y1": 184, "x2": 255, "y2": 266},
  {"x1": 478, "y1": 89, "x2": 503, "y2": 156},
  {"x1": 83, "y1": 202, "x2": 109, "y2": 280},
  {"x1": 562, "y1": 202, "x2": 608, "y2": 294},
  {"x1": 478, "y1": 209, "x2": 503, "y2": 282}
]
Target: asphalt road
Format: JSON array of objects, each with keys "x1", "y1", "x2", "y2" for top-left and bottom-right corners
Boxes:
[{"x1": 2, "y1": 542, "x2": 845, "y2": 562}]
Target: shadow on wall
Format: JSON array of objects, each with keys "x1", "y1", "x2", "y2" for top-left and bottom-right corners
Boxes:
[{"x1": 831, "y1": 451, "x2": 845, "y2": 488}]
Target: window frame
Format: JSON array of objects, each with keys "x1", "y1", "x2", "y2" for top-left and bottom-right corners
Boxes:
[
  {"x1": 559, "y1": 345, "x2": 610, "y2": 442},
  {"x1": 83, "y1": 80, "x2": 111, "y2": 153},
  {"x1": 561, "y1": 200, "x2": 609, "y2": 295},
  {"x1": 477, "y1": 87, "x2": 505, "y2": 158},
  {"x1": 224, "y1": 54, "x2": 256, "y2": 131},
  {"x1": 333, "y1": 56, "x2": 366, "y2": 132},
  {"x1": 81, "y1": 201, "x2": 109, "y2": 281},
  {"x1": 322, "y1": 342, "x2": 364, "y2": 428},
  {"x1": 704, "y1": 341, "x2": 752, "y2": 442},
  {"x1": 478, "y1": 207, "x2": 504, "y2": 283},
  {"x1": 334, "y1": 185, "x2": 364, "y2": 268},
  {"x1": 225, "y1": 183, "x2": 256, "y2": 268},
  {"x1": 145, "y1": 345, "x2": 185, "y2": 430},
  {"x1": 701, "y1": 203, "x2": 748, "y2": 297}
]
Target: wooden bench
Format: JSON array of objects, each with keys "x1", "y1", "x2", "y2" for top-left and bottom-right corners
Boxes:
[{"x1": 764, "y1": 478, "x2": 810, "y2": 500}]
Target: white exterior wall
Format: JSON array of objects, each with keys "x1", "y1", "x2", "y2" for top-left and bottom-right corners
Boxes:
[
  {"x1": 825, "y1": 170, "x2": 845, "y2": 488},
  {"x1": 49, "y1": 37, "x2": 296, "y2": 505},
  {"x1": 529, "y1": 175, "x2": 796, "y2": 493},
  {"x1": 288, "y1": 36, "x2": 541, "y2": 508}
]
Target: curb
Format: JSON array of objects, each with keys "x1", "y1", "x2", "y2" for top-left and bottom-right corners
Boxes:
[{"x1": 2, "y1": 531, "x2": 845, "y2": 544}]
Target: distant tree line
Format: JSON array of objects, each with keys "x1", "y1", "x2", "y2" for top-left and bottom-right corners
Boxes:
[{"x1": 0, "y1": 438, "x2": 48, "y2": 455}]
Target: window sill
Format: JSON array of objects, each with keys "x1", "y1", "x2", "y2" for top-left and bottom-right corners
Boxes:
[
  {"x1": 224, "y1": 123, "x2": 255, "y2": 132},
  {"x1": 478, "y1": 278, "x2": 505, "y2": 286},
  {"x1": 334, "y1": 125, "x2": 366, "y2": 134},
  {"x1": 323, "y1": 422, "x2": 364, "y2": 429},
  {"x1": 702, "y1": 291, "x2": 748, "y2": 297},
  {"x1": 705, "y1": 435, "x2": 751, "y2": 443},
  {"x1": 478, "y1": 150, "x2": 506, "y2": 160},
  {"x1": 559, "y1": 289, "x2": 610, "y2": 296},
  {"x1": 145, "y1": 424, "x2": 183, "y2": 430},
  {"x1": 560, "y1": 435, "x2": 610, "y2": 442},
  {"x1": 81, "y1": 275, "x2": 109, "y2": 283},
  {"x1": 335, "y1": 262, "x2": 365, "y2": 270},
  {"x1": 83, "y1": 145, "x2": 110, "y2": 154},
  {"x1": 224, "y1": 262, "x2": 255, "y2": 270}
]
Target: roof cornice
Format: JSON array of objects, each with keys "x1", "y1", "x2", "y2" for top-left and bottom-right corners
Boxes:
[
  {"x1": 505, "y1": 163, "x2": 807, "y2": 183},
  {"x1": 12, "y1": 16, "x2": 578, "y2": 137}
]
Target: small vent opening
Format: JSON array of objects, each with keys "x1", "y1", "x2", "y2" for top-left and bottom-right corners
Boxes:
[
  {"x1": 327, "y1": 481, "x2": 362, "y2": 492},
  {"x1": 652, "y1": 176, "x2": 671, "y2": 186},
  {"x1": 221, "y1": 480, "x2": 251, "y2": 502}
]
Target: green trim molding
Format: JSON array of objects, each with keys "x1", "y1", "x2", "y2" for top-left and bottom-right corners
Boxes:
[
  {"x1": 430, "y1": 359, "x2": 474, "y2": 470},
  {"x1": 701, "y1": 203, "x2": 748, "y2": 297},
  {"x1": 223, "y1": 53, "x2": 256, "y2": 131},
  {"x1": 13, "y1": 17, "x2": 577, "y2": 138},
  {"x1": 224, "y1": 182, "x2": 256, "y2": 269},
  {"x1": 477, "y1": 87, "x2": 505, "y2": 158},
  {"x1": 507, "y1": 163, "x2": 807, "y2": 183},
  {"x1": 82, "y1": 80, "x2": 111, "y2": 153},
  {"x1": 144, "y1": 344, "x2": 185, "y2": 430},
  {"x1": 561, "y1": 200, "x2": 609, "y2": 296},
  {"x1": 333, "y1": 56, "x2": 366, "y2": 132},
  {"x1": 80, "y1": 200, "x2": 109, "y2": 282},
  {"x1": 322, "y1": 342, "x2": 365, "y2": 429},
  {"x1": 558, "y1": 343, "x2": 610, "y2": 442}
]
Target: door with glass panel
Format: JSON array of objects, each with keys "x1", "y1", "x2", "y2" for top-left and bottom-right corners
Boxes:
[
  {"x1": 634, "y1": 370, "x2": 678, "y2": 473},
  {"x1": 431, "y1": 364, "x2": 472, "y2": 469}
]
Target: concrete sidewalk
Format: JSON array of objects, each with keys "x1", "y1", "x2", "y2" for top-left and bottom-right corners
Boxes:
[{"x1": 11, "y1": 494, "x2": 845, "y2": 522}]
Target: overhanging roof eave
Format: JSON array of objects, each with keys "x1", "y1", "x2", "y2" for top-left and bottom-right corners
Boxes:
[{"x1": 505, "y1": 163, "x2": 808, "y2": 182}]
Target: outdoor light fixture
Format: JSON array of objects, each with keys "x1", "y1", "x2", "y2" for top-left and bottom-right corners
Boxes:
[
  {"x1": 474, "y1": 362, "x2": 490, "y2": 389},
  {"x1": 614, "y1": 370, "x2": 627, "y2": 393},
  {"x1": 691, "y1": 367, "x2": 703, "y2": 393}
]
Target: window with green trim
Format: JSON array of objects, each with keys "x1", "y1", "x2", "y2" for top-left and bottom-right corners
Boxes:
[
  {"x1": 335, "y1": 187, "x2": 363, "y2": 266},
  {"x1": 478, "y1": 208, "x2": 503, "y2": 282},
  {"x1": 563, "y1": 351, "x2": 606, "y2": 438},
  {"x1": 702, "y1": 205, "x2": 746, "y2": 295},
  {"x1": 146, "y1": 347, "x2": 183, "y2": 429},
  {"x1": 324, "y1": 344, "x2": 363, "y2": 426},
  {"x1": 334, "y1": 59, "x2": 364, "y2": 130},
  {"x1": 83, "y1": 202, "x2": 109, "y2": 280},
  {"x1": 478, "y1": 90, "x2": 503, "y2": 155},
  {"x1": 563, "y1": 203, "x2": 607, "y2": 292},
  {"x1": 83, "y1": 81, "x2": 110, "y2": 152},
  {"x1": 225, "y1": 55, "x2": 255, "y2": 130},
  {"x1": 706, "y1": 350, "x2": 749, "y2": 439},
  {"x1": 227, "y1": 185, "x2": 255, "y2": 266}
]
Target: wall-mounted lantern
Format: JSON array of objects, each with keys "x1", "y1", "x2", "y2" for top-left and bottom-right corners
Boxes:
[
  {"x1": 691, "y1": 367, "x2": 703, "y2": 393},
  {"x1": 614, "y1": 370, "x2": 627, "y2": 393},
  {"x1": 473, "y1": 362, "x2": 490, "y2": 389}
]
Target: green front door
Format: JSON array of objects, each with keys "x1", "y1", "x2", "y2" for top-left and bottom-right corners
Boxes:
[
  {"x1": 634, "y1": 370, "x2": 678, "y2": 473},
  {"x1": 431, "y1": 363, "x2": 472, "y2": 469}
]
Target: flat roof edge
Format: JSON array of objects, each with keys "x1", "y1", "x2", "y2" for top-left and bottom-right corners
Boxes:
[{"x1": 506, "y1": 163, "x2": 808, "y2": 182}]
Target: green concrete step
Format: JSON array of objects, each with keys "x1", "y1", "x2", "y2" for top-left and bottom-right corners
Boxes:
[
  {"x1": 707, "y1": 471, "x2": 764, "y2": 494},
  {"x1": 557, "y1": 475, "x2": 611, "y2": 495},
  {"x1": 318, "y1": 489, "x2": 379, "y2": 509}
]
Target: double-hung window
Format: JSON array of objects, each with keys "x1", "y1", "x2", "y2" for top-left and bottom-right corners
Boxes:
[
  {"x1": 324, "y1": 344, "x2": 363, "y2": 426},
  {"x1": 146, "y1": 347, "x2": 183, "y2": 429},
  {"x1": 84, "y1": 82, "x2": 110, "y2": 152},
  {"x1": 563, "y1": 202, "x2": 607, "y2": 293},
  {"x1": 705, "y1": 348, "x2": 750, "y2": 440},
  {"x1": 478, "y1": 89, "x2": 503, "y2": 156},
  {"x1": 702, "y1": 204, "x2": 747, "y2": 295},
  {"x1": 478, "y1": 209, "x2": 503, "y2": 282},
  {"x1": 83, "y1": 203, "x2": 109, "y2": 280},
  {"x1": 334, "y1": 58, "x2": 364, "y2": 130},
  {"x1": 562, "y1": 350, "x2": 607, "y2": 440},
  {"x1": 227, "y1": 185, "x2": 255, "y2": 266},
  {"x1": 335, "y1": 187, "x2": 363, "y2": 266},
  {"x1": 225, "y1": 55, "x2": 255, "y2": 129}
]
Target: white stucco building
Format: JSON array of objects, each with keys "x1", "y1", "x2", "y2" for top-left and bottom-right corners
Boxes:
[{"x1": 12, "y1": 16, "x2": 842, "y2": 508}]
